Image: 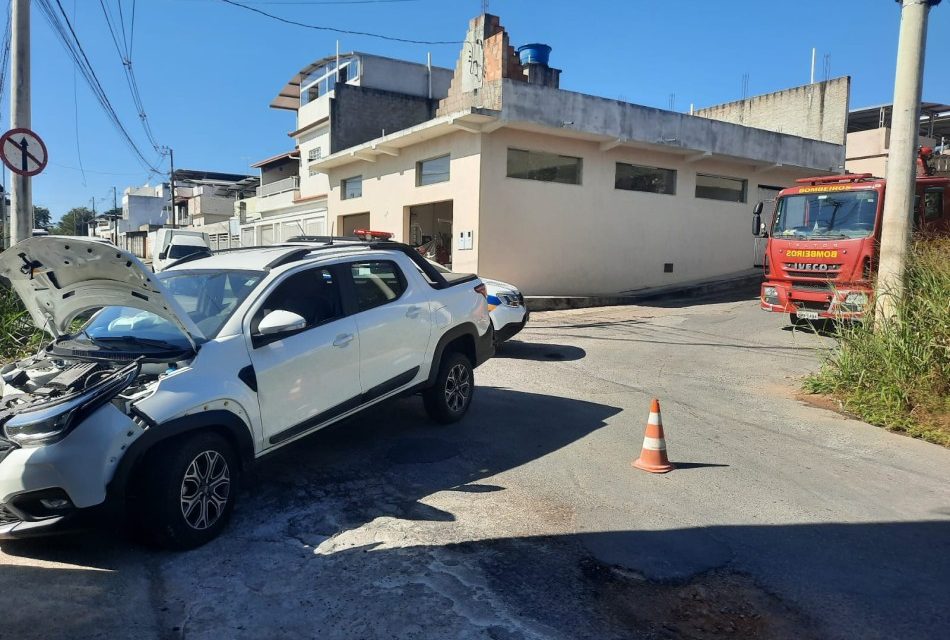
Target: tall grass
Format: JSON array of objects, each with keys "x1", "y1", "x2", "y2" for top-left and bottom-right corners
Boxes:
[
  {"x1": 805, "y1": 236, "x2": 950, "y2": 446},
  {"x1": 0, "y1": 283, "x2": 43, "y2": 360}
]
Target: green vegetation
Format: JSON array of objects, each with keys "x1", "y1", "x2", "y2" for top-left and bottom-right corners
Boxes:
[
  {"x1": 805, "y1": 236, "x2": 950, "y2": 446},
  {"x1": 0, "y1": 284, "x2": 43, "y2": 360}
]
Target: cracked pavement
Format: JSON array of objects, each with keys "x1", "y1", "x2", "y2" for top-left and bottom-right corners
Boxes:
[{"x1": 1, "y1": 288, "x2": 949, "y2": 639}]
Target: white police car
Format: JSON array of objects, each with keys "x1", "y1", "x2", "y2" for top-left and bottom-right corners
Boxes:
[{"x1": 427, "y1": 261, "x2": 527, "y2": 344}]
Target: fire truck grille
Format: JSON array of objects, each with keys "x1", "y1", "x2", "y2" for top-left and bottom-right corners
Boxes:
[
  {"x1": 787, "y1": 271, "x2": 839, "y2": 280},
  {"x1": 792, "y1": 283, "x2": 834, "y2": 292},
  {"x1": 794, "y1": 300, "x2": 831, "y2": 312}
]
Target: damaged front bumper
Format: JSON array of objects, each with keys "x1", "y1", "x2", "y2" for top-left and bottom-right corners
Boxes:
[{"x1": 0, "y1": 403, "x2": 142, "y2": 540}]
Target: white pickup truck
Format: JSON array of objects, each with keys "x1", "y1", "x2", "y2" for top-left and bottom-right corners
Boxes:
[{"x1": 0, "y1": 236, "x2": 493, "y2": 548}]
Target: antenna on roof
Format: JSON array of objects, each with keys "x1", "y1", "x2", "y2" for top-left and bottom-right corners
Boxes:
[
  {"x1": 328, "y1": 221, "x2": 335, "y2": 245},
  {"x1": 481, "y1": 0, "x2": 489, "y2": 14}
]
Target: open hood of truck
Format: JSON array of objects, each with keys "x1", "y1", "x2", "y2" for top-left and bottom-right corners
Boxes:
[{"x1": 0, "y1": 236, "x2": 204, "y2": 346}]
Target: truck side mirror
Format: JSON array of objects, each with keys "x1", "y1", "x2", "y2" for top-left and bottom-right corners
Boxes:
[
  {"x1": 158, "y1": 249, "x2": 168, "y2": 261},
  {"x1": 752, "y1": 202, "x2": 764, "y2": 237}
]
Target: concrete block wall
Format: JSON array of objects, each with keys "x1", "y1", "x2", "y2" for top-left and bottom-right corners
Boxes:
[
  {"x1": 694, "y1": 77, "x2": 850, "y2": 145},
  {"x1": 436, "y1": 14, "x2": 523, "y2": 116},
  {"x1": 330, "y1": 83, "x2": 439, "y2": 153}
]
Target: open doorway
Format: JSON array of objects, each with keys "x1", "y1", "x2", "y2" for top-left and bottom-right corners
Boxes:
[
  {"x1": 338, "y1": 212, "x2": 370, "y2": 237},
  {"x1": 408, "y1": 200, "x2": 453, "y2": 267}
]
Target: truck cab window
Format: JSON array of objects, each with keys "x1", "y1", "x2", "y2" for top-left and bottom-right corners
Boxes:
[{"x1": 924, "y1": 188, "x2": 944, "y2": 221}]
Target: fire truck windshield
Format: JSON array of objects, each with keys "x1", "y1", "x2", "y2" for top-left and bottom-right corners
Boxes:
[{"x1": 772, "y1": 190, "x2": 879, "y2": 239}]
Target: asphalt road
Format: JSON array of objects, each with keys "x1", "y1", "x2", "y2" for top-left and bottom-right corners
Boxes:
[{"x1": 2, "y1": 288, "x2": 948, "y2": 640}]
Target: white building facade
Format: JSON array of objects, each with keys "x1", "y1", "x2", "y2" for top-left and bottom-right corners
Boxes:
[{"x1": 243, "y1": 52, "x2": 453, "y2": 244}]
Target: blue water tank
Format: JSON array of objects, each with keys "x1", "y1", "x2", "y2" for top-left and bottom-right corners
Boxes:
[{"x1": 517, "y1": 43, "x2": 552, "y2": 66}]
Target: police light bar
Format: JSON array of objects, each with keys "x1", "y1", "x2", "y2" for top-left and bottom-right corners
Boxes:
[{"x1": 353, "y1": 229, "x2": 393, "y2": 241}]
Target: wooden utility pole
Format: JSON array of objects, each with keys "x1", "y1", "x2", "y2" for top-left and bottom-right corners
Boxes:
[{"x1": 875, "y1": 0, "x2": 941, "y2": 324}]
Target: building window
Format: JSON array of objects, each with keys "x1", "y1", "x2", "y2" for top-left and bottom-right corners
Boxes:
[
  {"x1": 695, "y1": 173, "x2": 747, "y2": 203},
  {"x1": 341, "y1": 175, "x2": 362, "y2": 200},
  {"x1": 506, "y1": 148, "x2": 582, "y2": 185},
  {"x1": 615, "y1": 163, "x2": 676, "y2": 195},
  {"x1": 308, "y1": 147, "x2": 322, "y2": 162},
  {"x1": 416, "y1": 155, "x2": 450, "y2": 186}
]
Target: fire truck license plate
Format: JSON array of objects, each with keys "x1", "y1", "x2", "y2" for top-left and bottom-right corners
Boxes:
[{"x1": 796, "y1": 310, "x2": 820, "y2": 320}]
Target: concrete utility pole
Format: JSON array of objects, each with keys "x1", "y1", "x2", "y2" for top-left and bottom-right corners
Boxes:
[
  {"x1": 875, "y1": 0, "x2": 941, "y2": 323},
  {"x1": 10, "y1": 0, "x2": 31, "y2": 244},
  {"x1": 168, "y1": 148, "x2": 176, "y2": 227}
]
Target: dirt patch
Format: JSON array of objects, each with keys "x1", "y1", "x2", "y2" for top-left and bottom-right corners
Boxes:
[
  {"x1": 794, "y1": 391, "x2": 857, "y2": 419},
  {"x1": 582, "y1": 559, "x2": 817, "y2": 639}
]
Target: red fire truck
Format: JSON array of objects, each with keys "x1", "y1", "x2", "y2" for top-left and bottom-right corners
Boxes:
[{"x1": 754, "y1": 149, "x2": 949, "y2": 322}]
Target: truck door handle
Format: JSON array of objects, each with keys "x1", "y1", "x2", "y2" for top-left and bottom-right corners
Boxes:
[
  {"x1": 333, "y1": 333, "x2": 354, "y2": 348},
  {"x1": 406, "y1": 305, "x2": 423, "y2": 319}
]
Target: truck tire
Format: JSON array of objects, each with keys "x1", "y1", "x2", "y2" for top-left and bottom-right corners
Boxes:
[
  {"x1": 137, "y1": 431, "x2": 238, "y2": 550},
  {"x1": 423, "y1": 351, "x2": 474, "y2": 424}
]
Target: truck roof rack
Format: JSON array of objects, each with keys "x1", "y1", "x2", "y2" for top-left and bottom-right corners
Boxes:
[{"x1": 795, "y1": 173, "x2": 875, "y2": 185}]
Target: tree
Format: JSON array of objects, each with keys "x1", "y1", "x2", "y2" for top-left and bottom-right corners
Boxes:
[
  {"x1": 52, "y1": 207, "x2": 95, "y2": 236},
  {"x1": 32, "y1": 206, "x2": 52, "y2": 230}
]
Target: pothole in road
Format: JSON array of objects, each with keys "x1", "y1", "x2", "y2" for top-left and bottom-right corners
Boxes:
[
  {"x1": 582, "y1": 559, "x2": 818, "y2": 639},
  {"x1": 386, "y1": 438, "x2": 460, "y2": 464}
]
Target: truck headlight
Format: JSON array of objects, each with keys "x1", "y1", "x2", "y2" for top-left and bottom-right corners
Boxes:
[
  {"x1": 2, "y1": 364, "x2": 138, "y2": 447},
  {"x1": 763, "y1": 286, "x2": 779, "y2": 304},
  {"x1": 843, "y1": 292, "x2": 868, "y2": 308}
]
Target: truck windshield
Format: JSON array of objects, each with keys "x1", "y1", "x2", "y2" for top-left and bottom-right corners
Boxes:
[{"x1": 772, "y1": 190, "x2": 879, "y2": 239}]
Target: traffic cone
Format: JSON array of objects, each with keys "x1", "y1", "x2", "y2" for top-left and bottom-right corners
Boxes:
[{"x1": 632, "y1": 399, "x2": 675, "y2": 473}]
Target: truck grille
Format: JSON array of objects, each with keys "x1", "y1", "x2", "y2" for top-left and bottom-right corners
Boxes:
[
  {"x1": 786, "y1": 270, "x2": 839, "y2": 280},
  {"x1": 792, "y1": 283, "x2": 834, "y2": 292},
  {"x1": 794, "y1": 300, "x2": 831, "y2": 312}
]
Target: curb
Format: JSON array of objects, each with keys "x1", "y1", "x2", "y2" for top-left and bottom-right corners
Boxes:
[{"x1": 525, "y1": 271, "x2": 764, "y2": 312}]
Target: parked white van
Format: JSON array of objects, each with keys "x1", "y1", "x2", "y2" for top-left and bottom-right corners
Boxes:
[{"x1": 151, "y1": 229, "x2": 210, "y2": 272}]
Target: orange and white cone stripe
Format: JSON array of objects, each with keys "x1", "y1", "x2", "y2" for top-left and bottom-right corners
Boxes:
[{"x1": 633, "y1": 398, "x2": 675, "y2": 473}]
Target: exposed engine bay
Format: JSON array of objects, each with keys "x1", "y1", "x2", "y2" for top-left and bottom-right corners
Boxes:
[{"x1": 0, "y1": 355, "x2": 187, "y2": 419}]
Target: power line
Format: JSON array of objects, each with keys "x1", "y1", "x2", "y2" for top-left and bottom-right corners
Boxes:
[
  {"x1": 237, "y1": 0, "x2": 423, "y2": 4},
  {"x1": 72, "y1": 0, "x2": 87, "y2": 185},
  {"x1": 0, "y1": 2, "x2": 12, "y2": 124},
  {"x1": 35, "y1": 0, "x2": 164, "y2": 173},
  {"x1": 98, "y1": 0, "x2": 164, "y2": 154},
  {"x1": 219, "y1": 0, "x2": 462, "y2": 45}
]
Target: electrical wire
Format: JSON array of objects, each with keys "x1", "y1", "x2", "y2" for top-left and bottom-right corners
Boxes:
[
  {"x1": 35, "y1": 0, "x2": 163, "y2": 173},
  {"x1": 219, "y1": 0, "x2": 462, "y2": 45},
  {"x1": 72, "y1": 0, "x2": 87, "y2": 186},
  {"x1": 0, "y1": 2, "x2": 12, "y2": 125},
  {"x1": 98, "y1": 0, "x2": 163, "y2": 155},
  {"x1": 184, "y1": 0, "x2": 423, "y2": 4}
]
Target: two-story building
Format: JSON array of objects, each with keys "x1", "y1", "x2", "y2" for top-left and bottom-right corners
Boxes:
[
  {"x1": 241, "y1": 52, "x2": 453, "y2": 244},
  {"x1": 310, "y1": 14, "x2": 848, "y2": 296}
]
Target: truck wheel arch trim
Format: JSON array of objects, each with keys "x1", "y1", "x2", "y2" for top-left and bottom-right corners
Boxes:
[{"x1": 107, "y1": 409, "x2": 255, "y2": 502}]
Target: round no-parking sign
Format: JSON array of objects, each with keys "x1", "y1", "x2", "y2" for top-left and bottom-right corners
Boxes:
[{"x1": 0, "y1": 127, "x2": 48, "y2": 177}]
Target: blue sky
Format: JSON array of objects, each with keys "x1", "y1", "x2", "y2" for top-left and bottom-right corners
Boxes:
[{"x1": 9, "y1": 0, "x2": 950, "y2": 221}]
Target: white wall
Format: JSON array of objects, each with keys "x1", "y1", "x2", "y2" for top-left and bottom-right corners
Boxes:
[
  {"x1": 325, "y1": 130, "x2": 482, "y2": 275},
  {"x1": 477, "y1": 128, "x2": 815, "y2": 295},
  {"x1": 122, "y1": 194, "x2": 169, "y2": 232}
]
